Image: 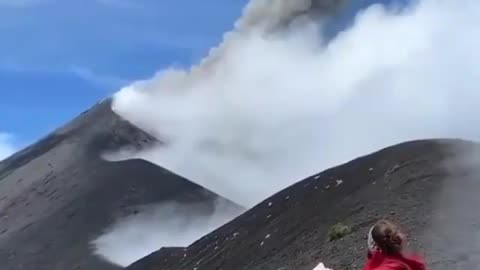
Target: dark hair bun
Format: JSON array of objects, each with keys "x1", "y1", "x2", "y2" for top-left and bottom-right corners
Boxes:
[{"x1": 371, "y1": 220, "x2": 403, "y2": 254}]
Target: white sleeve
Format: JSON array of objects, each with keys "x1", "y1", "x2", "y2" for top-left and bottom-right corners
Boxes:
[
  {"x1": 367, "y1": 225, "x2": 377, "y2": 252},
  {"x1": 312, "y1": 262, "x2": 333, "y2": 270}
]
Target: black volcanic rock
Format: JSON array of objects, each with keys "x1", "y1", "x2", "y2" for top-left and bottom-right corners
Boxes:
[
  {"x1": 0, "y1": 99, "x2": 239, "y2": 270},
  {"x1": 127, "y1": 139, "x2": 480, "y2": 270}
]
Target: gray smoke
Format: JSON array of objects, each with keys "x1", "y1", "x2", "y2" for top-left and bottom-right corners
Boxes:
[
  {"x1": 110, "y1": 0, "x2": 351, "y2": 207},
  {"x1": 112, "y1": 0, "x2": 480, "y2": 208}
]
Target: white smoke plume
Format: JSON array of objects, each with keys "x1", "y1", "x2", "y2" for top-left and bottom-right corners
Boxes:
[
  {"x1": 93, "y1": 198, "x2": 243, "y2": 267},
  {"x1": 95, "y1": 0, "x2": 480, "y2": 266},
  {"x1": 112, "y1": 0, "x2": 480, "y2": 209}
]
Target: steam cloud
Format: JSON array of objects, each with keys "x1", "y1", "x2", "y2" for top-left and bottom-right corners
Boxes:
[
  {"x1": 112, "y1": 0, "x2": 480, "y2": 208},
  {"x1": 92, "y1": 199, "x2": 243, "y2": 267},
  {"x1": 100, "y1": 0, "x2": 480, "y2": 266}
]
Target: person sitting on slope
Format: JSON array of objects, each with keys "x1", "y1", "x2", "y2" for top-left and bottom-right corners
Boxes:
[{"x1": 362, "y1": 219, "x2": 427, "y2": 270}]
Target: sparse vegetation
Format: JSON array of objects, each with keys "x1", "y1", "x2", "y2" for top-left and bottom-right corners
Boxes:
[{"x1": 327, "y1": 222, "x2": 352, "y2": 241}]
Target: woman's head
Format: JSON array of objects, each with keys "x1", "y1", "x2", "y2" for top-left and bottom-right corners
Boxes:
[{"x1": 369, "y1": 219, "x2": 406, "y2": 255}]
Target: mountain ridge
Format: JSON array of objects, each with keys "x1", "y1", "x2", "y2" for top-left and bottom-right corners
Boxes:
[{"x1": 0, "y1": 100, "x2": 241, "y2": 270}]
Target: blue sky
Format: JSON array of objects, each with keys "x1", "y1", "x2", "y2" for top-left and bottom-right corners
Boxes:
[{"x1": 0, "y1": 0, "x2": 247, "y2": 151}]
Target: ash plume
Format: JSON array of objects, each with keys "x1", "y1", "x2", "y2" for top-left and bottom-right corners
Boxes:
[{"x1": 112, "y1": 0, "x2": 480, "y2": 208}]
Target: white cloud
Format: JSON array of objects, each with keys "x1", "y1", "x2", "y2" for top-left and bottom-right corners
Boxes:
[
  {"x1": 0, "y1": 133, "x2": 16, "y2": 161},
  {"x1": 68, "y1": 66, "x2": 129, "y2": 89},
  {"x1": 0, "y1": 63, "x2": 128, "y2": 90}
]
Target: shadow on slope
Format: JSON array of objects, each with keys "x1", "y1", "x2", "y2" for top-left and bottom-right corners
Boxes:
[{"x1": 127, "y1": 139, "x2": 480, "y2": 270}]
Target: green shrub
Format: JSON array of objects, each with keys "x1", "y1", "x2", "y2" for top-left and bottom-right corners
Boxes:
[{"x1": 327, "y1": 222, "x2": 352, "y2": 241}]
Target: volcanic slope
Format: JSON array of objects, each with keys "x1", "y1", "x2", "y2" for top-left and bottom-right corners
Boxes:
[
  {"x1": 127, "y1": 139, "x2": 480, "y2": 270},
  {"x1": 0, "y1": 99, "x2": 240, "y2": 270}
]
